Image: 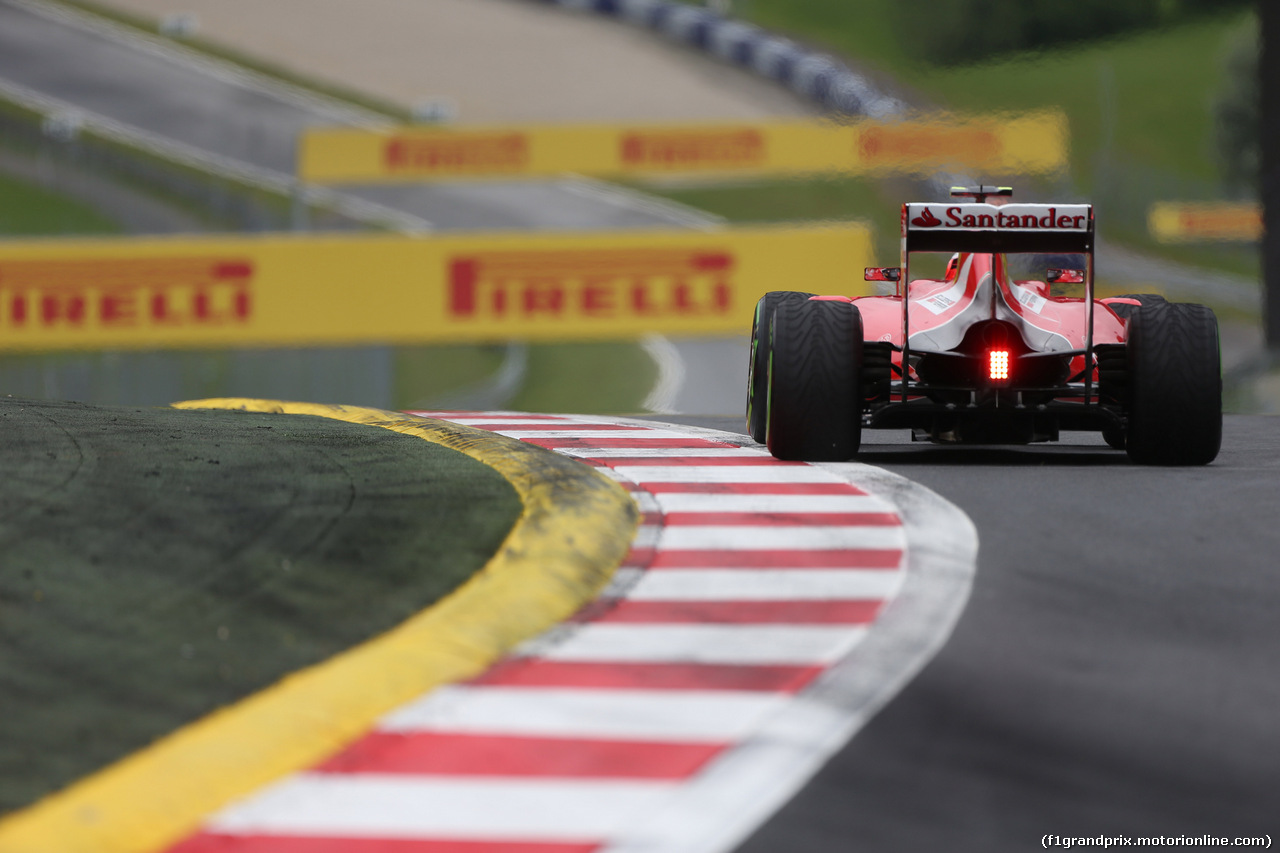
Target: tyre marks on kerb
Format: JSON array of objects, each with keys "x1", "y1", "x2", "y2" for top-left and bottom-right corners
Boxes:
[{"x1": 169, "y1": 413, "x2": 974, "y2": 853}]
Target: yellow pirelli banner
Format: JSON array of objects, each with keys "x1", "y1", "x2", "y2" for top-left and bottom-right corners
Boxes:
[
  {"x1": 298, "y1": 112, "x2": 1067, "y2": 183},
  {"x1": 1148, "y1": 201, "x2": 1262, "y2": 243},
  {"x1": 0, "y1": 223, "x2": 873, "y2": 351}
]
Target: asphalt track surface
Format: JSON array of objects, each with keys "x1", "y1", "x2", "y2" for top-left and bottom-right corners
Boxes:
[
  {"x1": 650, "y1": 415, "x2": 1279, "y2": 850},
  {"x1": 0, "y1": 1, "x2": 335, "y2": 174},
  {"x1": 0, "y1": 0, "x2": 692, "y2": 232}
]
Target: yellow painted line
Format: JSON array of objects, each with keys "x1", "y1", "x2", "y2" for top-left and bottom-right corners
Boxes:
[{"x1": 0, "y1": 400, "x2": 639, "y2": 853}]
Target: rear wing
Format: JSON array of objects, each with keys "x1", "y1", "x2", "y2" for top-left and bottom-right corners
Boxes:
[{"x1": 902, "y1": 203, "x2": 1094, "y2": 254}]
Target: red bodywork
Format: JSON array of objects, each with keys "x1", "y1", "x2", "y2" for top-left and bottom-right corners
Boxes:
[
  {"x1": 846, "y1": 252, "x2": 1127, "y2": 385},
  {"x1": 755, "y1": 192, "x2": 1218, "y2": 459}
]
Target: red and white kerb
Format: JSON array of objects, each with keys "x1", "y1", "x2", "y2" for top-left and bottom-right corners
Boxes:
[{"x1": 164, "y1": 413, "x2": 908, "y2": 853}]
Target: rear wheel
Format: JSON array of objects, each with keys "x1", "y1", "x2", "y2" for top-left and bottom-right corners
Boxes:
[
  {"x1": 1125, "y1": 302, "x2": 1221, "y2": 465},
  {"x1": 746, "y1": 291, "x2": 815, "y2": 443},
  {"x1": 1106, "y1": 293, "x2": 1167, "y2": 322},
  {"x1": 1102, "y1": 426, "x2": 1126, "y2": 450},
  {"x1": 765, "y1": 298, "x2": 862, "y2": 461}
]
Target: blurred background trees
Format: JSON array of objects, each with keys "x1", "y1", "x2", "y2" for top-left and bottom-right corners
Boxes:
[{"x1": 1214, "y1": 19, "x2": 1260, "y2": 197}]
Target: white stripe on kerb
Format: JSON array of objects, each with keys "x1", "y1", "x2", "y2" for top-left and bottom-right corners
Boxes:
[
  {"x1": 379, "y1": 686, "x2": 787, "y2": 742},
  {"x1": 653, "y1": 493, "x2": 893, "y2": 513},
  {"x1": 627, "y1": 569, "x2": 904, "y2": 601},
  {"x1": 537, "y1": 623, "x2": 868, "y2": 665},
  {"x1": 432, "y1": 416, "x2": 617, "y2": 425},
  {"x1": 613, "y1": 466, "x2": 842, "y2": 484},
  {"x1": 658, "y1": 525, "x2": 906, "y2": 551},
  {"x1": 631, "y1": 525, "x2": 662, "y2": 549},
  {"x1": 557, "y1": 447, "x2": 765, "y2": 459},
  {"x1": 208, "y1": 773, "x2": 674, "y2": 839},
  {"x1": 630, "y1": 491, "x2": 661, "y2": 514},
  {"x1": 496, "y1": 429, "x2": 699, "y2": 440}
]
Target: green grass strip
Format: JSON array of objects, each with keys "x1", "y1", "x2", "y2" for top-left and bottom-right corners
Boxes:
[
  {"x1": 0, "y1": 171, "x2": 123, "y2": 236},
  {"x1": 512, "y1": 341, "x2": 660, "y2": 414},
  {"x1": 0, "y1": 397, "x2": 521, "y2": 818}
]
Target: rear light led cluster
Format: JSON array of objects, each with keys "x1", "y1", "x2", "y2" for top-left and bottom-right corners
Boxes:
[{"x1": 988, "y1": 349, "x2": 1011, "y2": 382}]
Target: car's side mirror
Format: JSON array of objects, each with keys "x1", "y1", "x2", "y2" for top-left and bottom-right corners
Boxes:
[
  {"x1": 865, "y1": 267, "x2": 901, "y2": 282},
  {"x1": 1046, "y1": 268, "x2": 1085, "y2": 284}
]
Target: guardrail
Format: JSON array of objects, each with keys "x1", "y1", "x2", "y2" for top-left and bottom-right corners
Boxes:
[
  {"x1": 0, "y1": 78, "x2": 432, "y2": 234},
  {"x1": 529, "y1": 0, "x2": 902, "y2": 118}
]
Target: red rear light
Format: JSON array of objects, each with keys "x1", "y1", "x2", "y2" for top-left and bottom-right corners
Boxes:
[{"x1": 988, "y1": 349, "x2": 1010, "y2": 382}]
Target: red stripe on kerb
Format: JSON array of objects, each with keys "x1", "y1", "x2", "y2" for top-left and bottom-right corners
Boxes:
[
  {"x1": 315, "y1": 732, "x2": 725, "y2": 779},
  {"x1": 593, "y1": 599, "x2": 885, "y2": 624},
  {"x1": 598, "y1": 456, "x2": 800, "y2": 467},
  {"x1": 467, "y1": 423, "x2": 636, "y2": 431},
  {"x1": 663, "y1": 512, "x2": 901, "y2": 527},
  {"x1": 523, "y1": 437, "x2": 735, "y2": 449},
  {"x1": 643, "y1": 482, "x2": 868, "y2": 495},
  {"x1": 470, "y1": 659, "x2": 823, "y2": 693},
  {"x1": 408, "y1": 413, "x2": 575, "y2": 421},
  {"x1": 651, "y1": 549, "x2": 903, "y2": 569},
  {"x1": 168, "y1": 835, "x2": 599, "y2": 852},
  {"x1": 620, "y1": 546, "x2": 657, "y2": 567}
]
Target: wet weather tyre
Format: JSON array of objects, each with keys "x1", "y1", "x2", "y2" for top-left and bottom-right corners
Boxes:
[
  {"x1": 1125, "y1": 302, "x2": 1221, "y2": 465},
  {"x1": 766, "y1": 298, "x2": 862, "y2": 461},
  {"x1": 1107, "y1": 293, "x2": 1167, "y2": 322},
  {"x1": 1102, "y1": 425, "x2": 1126, "y2": 450},
  {"x1": 747, "y1": 290, "x2": 815, "y2": 443}
]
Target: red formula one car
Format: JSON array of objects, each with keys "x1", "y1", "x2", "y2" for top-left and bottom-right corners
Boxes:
[{"x1": 746, "y1": 187, "x2": 1222, "y2": 465}]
